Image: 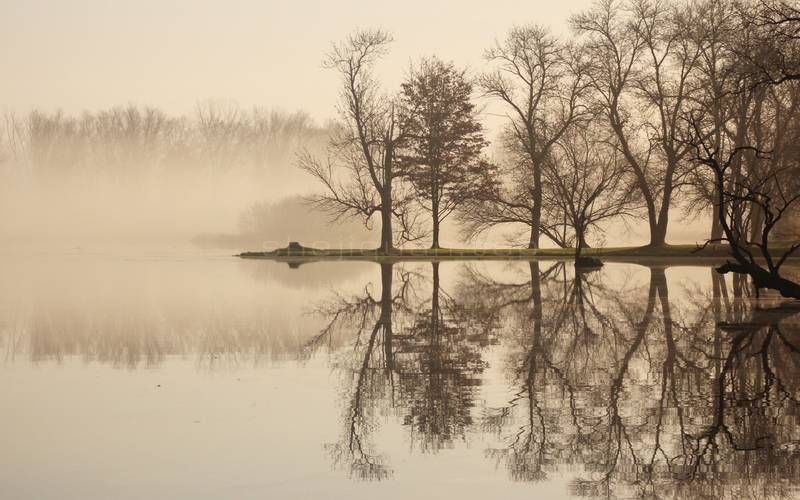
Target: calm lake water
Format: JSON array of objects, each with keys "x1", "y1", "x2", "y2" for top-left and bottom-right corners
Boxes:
[{"x1": 1, "y1": 251, "x2": 799, "y2": 499}]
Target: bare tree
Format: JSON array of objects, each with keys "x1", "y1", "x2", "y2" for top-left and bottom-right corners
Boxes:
[
  {"x1": 573, "y1": 0, "x2": 702, "y2": 247},
  {"x1": 474, "y1": 25, "x2": 590, "y2": 248},
  {"x1": 313, "y1": 262, "x2": 411, "y2": 480},
  {"x1": 300, "y1": 29, "x2": 418, "y2": 253},
  {"x1": 458, "y1": 132, "x2": 571, "y2": 248},
  {"x1": 736, "y1": 0, "x2": 800, "y2": 85},
  {"x1": 688, "y1": 118, "x2": 800, "y2": 299},
  {"x1": 544, "y1": 125, "x2": 639, "y2": 265},
  {"x1": 681, "y1": 0, "x2": 741, "y2": 240}
]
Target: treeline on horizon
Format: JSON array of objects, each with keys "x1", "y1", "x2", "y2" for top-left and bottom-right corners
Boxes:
[
  {"x1": 302, "y1": 0, "x2": 800, "y2": 256},
  {"x1": 0, "y1": 102, "x2": 328, "y2": 177},
  {"x1": 0, "y1": 103, "x2": 341, "y2": 246}
]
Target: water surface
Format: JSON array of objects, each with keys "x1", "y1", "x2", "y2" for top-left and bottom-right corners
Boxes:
[{"x1": 1, "y1": 252, "x2": 799, "y2": 499}]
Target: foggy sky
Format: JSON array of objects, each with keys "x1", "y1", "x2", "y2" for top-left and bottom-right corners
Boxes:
[
  {"x1": 1, "y1": 0, "x2": 713, "y2": 249},
  {"x1": 1, "y1": 0, "x2": 592, "y2": 121}
]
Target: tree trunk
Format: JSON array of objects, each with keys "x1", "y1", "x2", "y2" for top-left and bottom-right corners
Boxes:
[
  {"x1": 529, "y1": 261, "x2": 541, "y2": 331},
  {"x1": 749, "y1": 202, "x2": 764, "y2": 243},
  {"x1": 649, "y1": 183, "x2": 673, "y2": 247},
  {"x1": 651, "y1": 266, "x2": 669, "y2": 309},
  {"x1": 380, "y1": 202, "x2": 393, "y2": 253},
  {"x1": 431, "y1": 262, "x2": 440, "y2": 337},
  {"x1": 716, "y1": 262, "x2": 800, "y2": 299},
  {"x1": 380, "y1": 263, "x2": 394, "y2": 372},
  {"x1": 711, "y1": 270, "x2": 723, "y2": 383},
  {"x1": 711, "y1": 199, "x2": 723, "y2": 240},
  {"x1": 528, "y1": 223, "x2": 539, "y2": 249},
  {"x1": 431, "y1": 195, "x2": 440, "y2": 249},
  {"x1": 379, "y1": 137, "x2": 394, "y2": 254},
  {"x1": 575, "y1": 229, "x2": 587, "y2": 260},
  {"x1": 649, "y1": 216, "x2": 669, "y2": 247},
  {"x1": 530, "y1": 179, "x2": 542, "y2": 249},
  {"x1": 574, "y1": 226, "x2": 603, "y2": 268}
]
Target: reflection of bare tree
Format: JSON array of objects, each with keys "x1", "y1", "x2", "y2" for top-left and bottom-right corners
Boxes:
[
  {"x1": 14, "y1": 260, "x2": 800, "y2": 496},
  {"x1": 469, "y1": 261, "x2": 619, "y2": 482},
  {"x1": 316, "y1": 263, "x2": 413, "y2": 480},
  {"x1": 680, "y1": 309, "x2": 800, "y2": 498},
  {"x1": 463, "y1": 262, "x2": 800, "y2": 499}
]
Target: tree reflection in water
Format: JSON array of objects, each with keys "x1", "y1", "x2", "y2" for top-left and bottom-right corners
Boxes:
[
  {"x1": 309, "y1": 263, "x2": 413, "y2": 480},
  {"x1": 311, "y1": 261, "x2": 499, "y2": 478},
  {"x1": 14, "y1": 259, "x2": 798, "y2": 496},
  {"x1": 312, "y1": 261, "x2": 800, "y2": 498}
]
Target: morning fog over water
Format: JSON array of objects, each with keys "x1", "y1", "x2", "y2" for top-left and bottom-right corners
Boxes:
[
  {"x1": 5, "y1": 0, "x2": 800, "y2": 498},
  {"x1": 1, "y1": 254, "x2": 799, "y2": 499}
]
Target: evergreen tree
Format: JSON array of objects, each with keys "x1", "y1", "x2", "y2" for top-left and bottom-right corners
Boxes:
[{"x1": 398, "y1": 58, "x2": 489, "y2": 249}]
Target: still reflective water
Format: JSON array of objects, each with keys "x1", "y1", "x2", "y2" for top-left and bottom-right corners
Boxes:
[{"x1": 1, "y1": 251, "x2": 799, "y2": 499}]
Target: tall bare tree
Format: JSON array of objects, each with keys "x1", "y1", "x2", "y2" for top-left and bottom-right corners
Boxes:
[
  {"x1": 681, "y1": 0, "x2": 739, "y2": 240},
  {"x1": 474, "y1": 25, "x2": 590, "y2": 248},
  {"x1": 573, "y1": 0, "x2": 702, "y2": 247},
  {"x1": 544, "y1": 124, "x2": 639, "y2": 265},
  {"x1": 300, "y1": 30, "x2": 417, "y2": 253}
]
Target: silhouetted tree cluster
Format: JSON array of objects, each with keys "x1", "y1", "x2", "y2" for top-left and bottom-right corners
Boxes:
[
  {"x1": 304, "y1": 0, "x2": 800, "y2": 283},
  {"x1": 680, "y1": 0, "x2": 800, "y2": 296},
  {"x1": 465, "y1": 26, "x2": 591, "y2": 248}
]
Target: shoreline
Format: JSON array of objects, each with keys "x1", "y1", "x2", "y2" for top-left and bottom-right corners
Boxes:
[{"x1": 237, "y1": 243, "x2": 800, "y2": 265}]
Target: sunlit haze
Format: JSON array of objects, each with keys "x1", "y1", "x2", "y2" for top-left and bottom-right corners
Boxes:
[
  {"x1": 2, "y1": 0, "x2": 591, "y2": 120},
  {"x1": 3, "y1": 1, "x2": 800, "y2": 499}
]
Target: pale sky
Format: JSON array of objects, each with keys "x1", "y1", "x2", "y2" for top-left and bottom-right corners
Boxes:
[{"x1": 1, "y1": 0, "x2": 594, "y2": 122}]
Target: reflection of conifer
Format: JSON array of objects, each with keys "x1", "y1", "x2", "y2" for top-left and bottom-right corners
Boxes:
[
  {"x1": 393, "y1": 262, "x2": 491, "y2": 453},
  {"x1": 314, "y1": 261, "x2": 501, "y2": 472}
]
